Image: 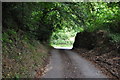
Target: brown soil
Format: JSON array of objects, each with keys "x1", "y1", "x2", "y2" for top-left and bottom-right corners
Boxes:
[
  {"x1": 2, "y1": 40, "x2": 50, "y2": 78},
  {"x1": 73, "y1": 30, "x2": 120, "y2": 79},
  {"x1": 73, "y1": 47, "x2": 120, "y2": 80}
]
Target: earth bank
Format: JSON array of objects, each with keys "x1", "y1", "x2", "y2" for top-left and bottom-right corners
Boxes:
[{"x1": 73, "y1": 30, "x2": 120, "y2": 79}]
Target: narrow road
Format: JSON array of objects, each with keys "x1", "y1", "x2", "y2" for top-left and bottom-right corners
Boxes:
[{"x1": 42, "y1": 49, "x2": 107, "y2": 78}]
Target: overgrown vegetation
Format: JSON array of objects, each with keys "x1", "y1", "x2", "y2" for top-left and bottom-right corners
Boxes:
[
  {"x1": 2, "y1": 2, "x2": 120, "y2": 78},
  {"x1": 3, "y1": 2, "x2": 120, "y2": 44},
  {"x1": 2, "y1": 28, "x2": 49, "y2": 78}
]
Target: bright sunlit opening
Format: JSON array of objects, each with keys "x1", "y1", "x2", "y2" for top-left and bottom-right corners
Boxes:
[{"x1": 50, "y1": 28, "x2": 76, "y2": 49}]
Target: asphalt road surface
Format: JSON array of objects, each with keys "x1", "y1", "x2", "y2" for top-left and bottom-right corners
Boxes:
[{"x1": 42, "y1": 49, "x2": 107, "y2": 78}]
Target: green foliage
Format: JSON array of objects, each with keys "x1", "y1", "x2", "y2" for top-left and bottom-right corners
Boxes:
[
  {"x1": 51, "y1": 28, "x2": 76, "y2": 47},
  {"x1": 2, "y1": 29, "x2": 17, "y2": 43},
  {"x1": 2, "y1": 38, "x2": 49, "y2": 78},
  {"x1": 2, "y1": 2, "x2": 120, "y2": 45},
  {"x1": 2, "y1": 33, "x2": 9, "y2": 43},
  {"x1": 109, "y1": 33, "x2": 120, "y2": 43},
  {"x1": 2, "y1": 2, "x2": 120, "y2": 78},
  {"x1": 85, "y1": 2, "x2": 120, "y2": 32}
]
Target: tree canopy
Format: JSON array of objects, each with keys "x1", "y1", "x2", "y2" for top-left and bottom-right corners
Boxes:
[{"x1": 2, "y1": 2, "x2": 120, "y2": 43}]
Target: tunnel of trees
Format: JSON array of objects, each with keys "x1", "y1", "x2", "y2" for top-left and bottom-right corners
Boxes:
[
  {"x1": 2, "y1": 2, "x2": 120, "y2": 78},
  {"x1": 3, "y1": 2, "x2": 120, "y2": 45}
]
